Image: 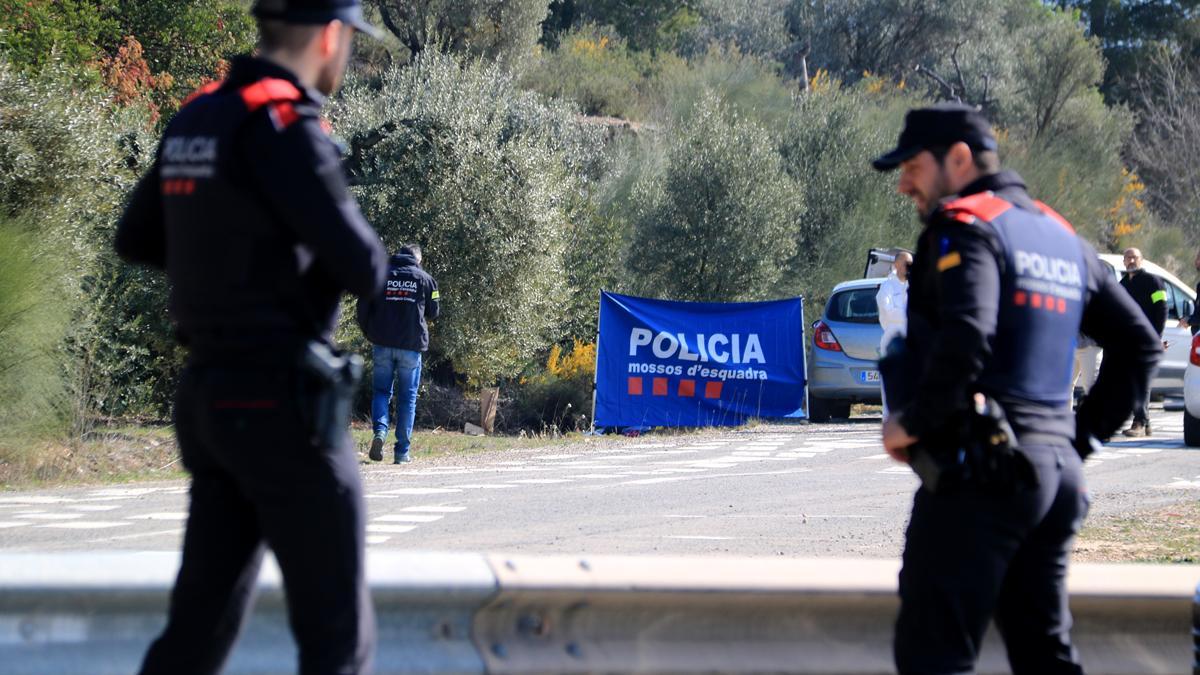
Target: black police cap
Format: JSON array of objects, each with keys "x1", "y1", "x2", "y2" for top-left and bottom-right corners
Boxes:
[
  {"x1": 872, "y1": 102, "x2": 998, "y2": 171},
  {"x1": 252, "y1": 0, "x2": 383, "y2": 40}
]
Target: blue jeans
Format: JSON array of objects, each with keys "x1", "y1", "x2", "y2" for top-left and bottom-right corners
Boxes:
[{"x1": 371, "y1": 347, "x2": 422, "y2": 458}]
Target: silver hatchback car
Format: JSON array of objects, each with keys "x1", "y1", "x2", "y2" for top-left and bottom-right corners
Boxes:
[{"x1": 807, "y1": 278, "x2": 884, "y2": 421}]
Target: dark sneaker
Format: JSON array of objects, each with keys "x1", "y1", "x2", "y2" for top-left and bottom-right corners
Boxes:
[
  {"x1": 1144, "y1": 422, "x2": 1152, "y2": 437},
  {"x1": 393, "y1": 453, "x2": 411, "y2": 464},
  {"x1": 1122, "y1": 422, "x2": 1145, "y2": 438},
  {"x1": 369, "y1": 438, "x2": 384, "y2": 462}
]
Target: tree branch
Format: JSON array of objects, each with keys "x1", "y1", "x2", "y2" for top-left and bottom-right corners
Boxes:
[
  {"x1": 951, "y1": 42, "x2": 968, "y2": 100},
  {"x1": 913, "y1": 64, "x2": 959, "y2": 101}
]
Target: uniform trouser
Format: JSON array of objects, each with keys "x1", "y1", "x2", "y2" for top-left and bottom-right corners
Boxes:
[
  {"x1": 140, "y1": 363, "x2": 376, "y2": 675},
  {"x1": 894, "y1": 444, "x2": 1089, "y2": 675}
]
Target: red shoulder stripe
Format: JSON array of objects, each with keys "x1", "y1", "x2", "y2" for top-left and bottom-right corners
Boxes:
[
  {"x1": 943, "y1": 192, "x2": 1013, "y2": 224},
  {"x1": 268, "y1": 102, "x2": 302, "y2": 131},
  {"x1": 239, "y1": 78, "x2": 302, "y2": 112},
  {"x1": 181, "y1": 80, "x2": 223, "y2": 107},
  {"x1": 1034, "y1": 200, "x2": 1076, "y2": 234}
]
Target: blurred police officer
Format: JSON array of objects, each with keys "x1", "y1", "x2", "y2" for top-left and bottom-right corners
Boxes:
[
  {"x1": 873, "y1": 103, "x2": 1160, "y2": 674},
  {"x1": 115, "y1": 1, "x2": 388, "y2": 672}
]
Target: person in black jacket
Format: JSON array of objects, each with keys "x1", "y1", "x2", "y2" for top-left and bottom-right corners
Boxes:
[
  {"x1": 1119, "y1": 247, "x2": 1167, "y2": 437},
  {"x1": 1180, "y1": 248, "x2": 1200, "y2": 335},
  {"x1": 357, "y1": 245, "x2": 440, "y2": 463},
  {"x1": 114, "y1": 2, "x2": 387, "y2": 672},
  {"x1": 874, "y1": 103, "x2": 1160, "y2": 674}
]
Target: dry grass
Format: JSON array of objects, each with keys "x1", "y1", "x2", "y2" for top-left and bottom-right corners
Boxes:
[
  {"x1": 0, "y1": 422, "x2": 580, "y2": 489},
  {"x1": 1074, "y1": 500, "x2": 1200, "y2": 563},
  {"x1": 0, "y1": 425, "x2": 183, "y2": 490}
]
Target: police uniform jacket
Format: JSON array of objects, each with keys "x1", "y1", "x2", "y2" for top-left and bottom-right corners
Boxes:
[
  {"x1": 1119, "y1": 268, "x2": 1167, "y2": 336},
  {"x1": 900, "y1": 171, "x2": 1161, "y2": 447},
  {"x1": 356, "y1": 252, "x2": 440, "y2": 352},
  {"x1": 115, "y1": 56, "x2": 387, "y2": 352}
]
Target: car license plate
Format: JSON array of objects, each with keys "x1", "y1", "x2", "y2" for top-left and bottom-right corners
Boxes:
[{"x1": 859, "y1": 370, "x2": 880, "y2": 384}]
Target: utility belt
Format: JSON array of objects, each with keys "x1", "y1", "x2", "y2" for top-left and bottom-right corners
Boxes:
[
  {"x1": 880, "y1": 337, "x2": 1037, "y2": 496},
  {"x1": 906, "y1": 395, "x2": 1037, "y2": 496},
  {"x1": 297, "y1": 341, "x2": 363, "y2": 449},
  {"x1": 189, "y1": 339, "x2": 362, "y2": 449}
]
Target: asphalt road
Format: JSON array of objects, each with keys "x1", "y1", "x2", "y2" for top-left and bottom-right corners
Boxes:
[{"x1": 1, "y1": 408, "x2": 1197, "y2": 557}]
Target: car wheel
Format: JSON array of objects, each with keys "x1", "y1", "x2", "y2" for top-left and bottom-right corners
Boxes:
[
  {"x1": 808, "y1": 397, "x2": 833, "y2": 423},
  {"x1": 808, "y1": 398, "x2": 850, "y2": 423},
  {"x1": 1185, "y1": 409, "x2": 1200, "y2": 447}
]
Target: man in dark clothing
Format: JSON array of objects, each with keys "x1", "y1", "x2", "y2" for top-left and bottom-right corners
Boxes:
[
  {"x1": 1181, "y1": 248, "x2": 1200, "y2": 335},
  {"x1": 114, "y1": 2, "x2": 387, "y2": 672},
  {"x1": 1119, "y1": 247, "x2": 1167, "y2": 437},
  {"x1": 874, "y1": 103, "x2": 1160, "y2": 674},
  {"x1": 357, "y1": 245, "x2": 439, "y2": 464}
]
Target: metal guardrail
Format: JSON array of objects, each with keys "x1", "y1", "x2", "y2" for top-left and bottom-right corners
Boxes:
[
  {"x1": 1193, "y1": 580, "x2": 1199, "y2": 675},
  {"x1": 0, "y1": 552, "x2": 1195, "y2": 674}
]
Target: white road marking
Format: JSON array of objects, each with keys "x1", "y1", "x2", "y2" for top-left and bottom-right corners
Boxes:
[
  {"x1": 373, "y1": 488, "x2": 462, "y2": 496},
  {"x1": 613, "y1": 468, "x2": 811, "y2": 487},
  {"x1": 536, "y1": 454, "x2": 580, "y2": 460},
  {"x1": 127, "y1": 513, "x2": 188, "y2": 521},
  {"x1": 86, "y1": 528, "x2": 183, "y2": 543},
  {"x1": 510, "y1": 478, "x2": 574, "y2": 484},
  {"x1": 570, "y1": 474, "x2": 628, "y2": 479},
  {"x1": 366, "y1": 536, "x2": 390, "y2": 545},
  {"x1": 375, "y1": 514, "x2": 443, "y2": 523},
  {"x1": 0, "y1": 497, "x2": 75, "y2": 505},
  {"x1": 862, "y1": 454, "x2": 891, "y2": 460},
  {"x1": 14, "y1": 513, "x2": 83, "y2": 521},
  {"x1": 0, "y1": 522, "x2": 32, "y2": 529},
  {"x1": 879, "y1": 466, "x2": 913, "y2": 474},
  {"x1": 402, "y1": 506, "x2": 466, "y2": 513},
  {"x1": 39, "y1": 522, "x2": 131, "y2": 530},
  {"x1": 367, "y1": 524, "x2": 417, "y2": 534},
  {"x1": 449, "y1": 484, "x2": 517, "y2": 490},
  {"x1": 1158, "y1": 476, "x2": 1200, "y2": 489},
  {"x1": 1116, "y1": 448, "x2": 1164, "y2": 455},
  {"x1": 88, "y1": 488, "x2": 162, "y2": 497},
  {"x1": 67, "y1": 505, "x2": 122, "y2": 512}
]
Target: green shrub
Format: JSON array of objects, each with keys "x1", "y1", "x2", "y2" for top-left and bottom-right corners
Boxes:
[
  {"x1": 522, "y1": 24, "x2": 648, "y2": 118},
  {"x1": 0, "y1": 59, "x2": 167, "y2": 420},
  {"x1": 0, "y1": 215, "x2": 70, "y2": 443},
  {"x1": 514, "y1": 340, "x2": 595, "y2": 431}
]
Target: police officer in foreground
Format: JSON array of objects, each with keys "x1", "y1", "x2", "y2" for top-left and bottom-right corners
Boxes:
[
  {"x1": 114, "y1": 1, "x2": 388, "y2": 672},
  {"x1": 873, "y1": 103, "x2": 1160, "y2": 674}
]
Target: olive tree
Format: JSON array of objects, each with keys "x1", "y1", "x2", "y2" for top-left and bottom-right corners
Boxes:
[
  {"x1": 625, "y1": 91, "x2": 804, "y2": 301},
  {"x1": 332, "y1": 52, "x2": 605, "y2": 385}
]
